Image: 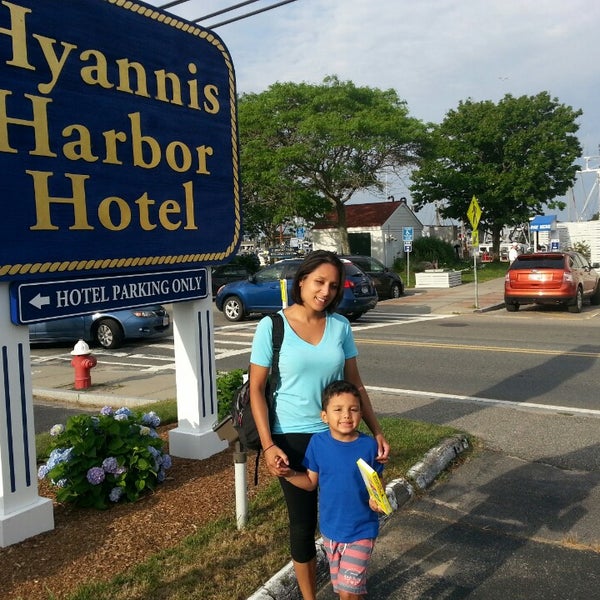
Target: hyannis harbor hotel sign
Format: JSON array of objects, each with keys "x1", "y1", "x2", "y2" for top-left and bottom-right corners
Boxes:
[
  {"x1": 0, "y1": 1, "x2": 239, "y2": 548},
  {"x1": 0, "y1": 0, "x2": 240, "y2": 287}
]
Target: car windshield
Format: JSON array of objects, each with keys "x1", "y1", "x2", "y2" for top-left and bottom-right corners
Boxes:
[{"x1": 511, "y1": 255, "x2": 565, "y2": 269}]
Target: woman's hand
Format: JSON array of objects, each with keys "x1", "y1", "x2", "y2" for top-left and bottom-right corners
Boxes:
[
  {"x1": 374, "y1": 433, "x2": 391, "y2": 464},
  {"x1": 263, "y1": 444, "x2": 290, "y2": 477}
]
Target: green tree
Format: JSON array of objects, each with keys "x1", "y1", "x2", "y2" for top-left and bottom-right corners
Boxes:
[
  {"x1": 410, "y1": 92, "x2": 582, "y2": 253},
  {"x1": 238, "y1": 76, "x2": 429, "y2": 252}
]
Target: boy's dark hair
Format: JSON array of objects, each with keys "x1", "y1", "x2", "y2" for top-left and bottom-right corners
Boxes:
[
  {"x1": 290, "y1": 250, "x2": 345, "y2": 312},
  {"x1": 322, "y1": 380, "x2": 362, "y2": 410}
]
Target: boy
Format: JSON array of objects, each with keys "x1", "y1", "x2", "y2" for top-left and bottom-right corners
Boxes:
[{"x1": 283, "y1": 380, "x2": 386, "y2": 599}]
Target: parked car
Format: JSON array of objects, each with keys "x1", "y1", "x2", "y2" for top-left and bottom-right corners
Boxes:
[
  {"x1": 29, "y1": 305, "x2": 171, "y2": 349},
  {"x1": 504, "y1": 251, "x2": 600, "y2": 313},
  {"x1": 215, "y1": 258, "x2": 378, "y2": 322},
  {"x1": 340, "y1": 255, "x2": 404, "y2": 299},
  {"x1": 211, "y1": 263, "x2": 252, "y2": 297}
]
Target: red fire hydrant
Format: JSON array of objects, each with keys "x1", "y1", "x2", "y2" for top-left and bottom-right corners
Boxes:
[{"x1": 70, "y1": 339, "x2": 97, "y2": 390}]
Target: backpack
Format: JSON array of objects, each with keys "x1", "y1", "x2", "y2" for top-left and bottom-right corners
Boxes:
[{"x1": 231, "y1": 313, "x2": 284, "y2": 453}]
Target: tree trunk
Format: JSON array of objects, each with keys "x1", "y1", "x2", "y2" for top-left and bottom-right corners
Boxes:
[{"x1": 335, "y1": 201, "x2": 350, "y2": 254}]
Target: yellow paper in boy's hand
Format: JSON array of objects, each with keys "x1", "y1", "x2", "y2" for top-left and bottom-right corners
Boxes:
[{"x1": 356, "y1": 458, "x2": 393, "y2": 515}]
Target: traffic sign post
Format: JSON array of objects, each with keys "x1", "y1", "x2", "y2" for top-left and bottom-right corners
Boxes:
[
  {"x1": 404, "y1": 241, "x2": 412, "y2": 287},
  {"x1": 468, "y1": 196, "x2": 482, "y2": 309}
]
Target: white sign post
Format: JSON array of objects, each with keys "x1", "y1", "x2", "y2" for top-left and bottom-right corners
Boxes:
[
  {"x1": 169, "y1": 278, "x2": 228, "y2": 460},
  {"x1": 0, "y1": 284, "x2": 54, "y2": 547}
]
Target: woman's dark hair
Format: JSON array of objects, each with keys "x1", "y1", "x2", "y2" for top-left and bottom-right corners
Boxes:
[
  {"x1": 290, "y1": 250, "x2": 345, "y2": 312},
  {"x1": 322, "y1": 380, "x2": 362, "y2": 410}
]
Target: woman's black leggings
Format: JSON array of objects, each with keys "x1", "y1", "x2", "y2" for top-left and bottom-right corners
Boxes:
[{"x1": 273, "y1": 433, "x2": 318, "y2": 563}]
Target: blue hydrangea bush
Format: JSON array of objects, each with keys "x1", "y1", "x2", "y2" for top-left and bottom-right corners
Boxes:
[{"x1": 38, "y1": 406, "x2": 172, "y2": 509}]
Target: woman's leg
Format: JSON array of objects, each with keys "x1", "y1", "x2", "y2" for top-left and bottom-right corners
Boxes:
[
  {"x1": 276, "y1": 434, "x2": 318, "y2": 600},
  {"x1": 293, "y1": 556, "x2": 317, "y2": 600}
]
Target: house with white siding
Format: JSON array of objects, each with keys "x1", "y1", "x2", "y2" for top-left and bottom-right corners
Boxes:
[{"x1": 311, "y1": 199, "x2": 423, "y2": 267}]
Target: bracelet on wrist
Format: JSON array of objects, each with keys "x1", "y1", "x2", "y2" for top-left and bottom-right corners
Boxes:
[{"x1": 263, "y1": 443, "x2": 276, "y2": 452}]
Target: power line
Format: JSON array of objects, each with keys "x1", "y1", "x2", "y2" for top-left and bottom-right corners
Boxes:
[
  {"x1": 192, "y1": 0, "x2": 264, "y2": 21},
  {"x1": 157, "y1": 0, "x2": 299, "y2": 29},
  {"x1": 204, "y1": 0, "x2": 298, "y2": 28}
]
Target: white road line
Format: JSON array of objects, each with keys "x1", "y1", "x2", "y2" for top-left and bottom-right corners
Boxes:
[{"x1": 366, "y1": 385, "x2": 600, "y2": 418}]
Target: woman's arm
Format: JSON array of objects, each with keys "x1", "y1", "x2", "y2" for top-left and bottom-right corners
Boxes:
[
  {"x1": 249, "y1": 363, "x2": 289, "y2": 476},
  {"x1": 344, "y1": 357, "x2": 390, "y2": 462}
]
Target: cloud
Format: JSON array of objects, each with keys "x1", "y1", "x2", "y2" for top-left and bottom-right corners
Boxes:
[{"x1": 149, "y1": 0, "x2": 600, "y2": 217}]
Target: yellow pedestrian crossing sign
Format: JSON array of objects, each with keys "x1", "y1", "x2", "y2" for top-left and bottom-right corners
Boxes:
[{"x1": 467, "y1": 196, "x2": 482, "y2": 230}]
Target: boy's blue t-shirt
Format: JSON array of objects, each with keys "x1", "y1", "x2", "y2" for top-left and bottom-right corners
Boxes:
[
  {"x1": 303, "y1": 431, "x2": 383, "y2": 542},
  {"x1": 250, "y1": 311, "x2": 358, "y2": 434}
]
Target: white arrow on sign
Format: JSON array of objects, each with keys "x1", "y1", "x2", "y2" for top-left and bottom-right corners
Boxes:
[{"x1": 30, "y1": 293, "x2": 51, "y2": 310}]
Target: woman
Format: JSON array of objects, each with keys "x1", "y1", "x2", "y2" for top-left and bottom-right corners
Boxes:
[{"x1": 249, "y1": 250, "x2": 390, "y2": 600}]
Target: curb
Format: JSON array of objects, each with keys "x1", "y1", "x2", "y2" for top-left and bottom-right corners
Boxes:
[
  {"x1": 247, "y1": 434, "x2": 470, "y2": 600},
  {"x1": 474, "y1": 302, "x2": 505, "y2": 314},
  {"x1": 33, "y1": 388, "x2": 160, "y2": 409}
]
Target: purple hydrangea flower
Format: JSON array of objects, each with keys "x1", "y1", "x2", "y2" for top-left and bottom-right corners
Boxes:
[
  {"x1": 86, "y1": 466, "x2": 105, "y2": 485},
  {"x1": 100, "y1": 406, "x2": 114, "y2": 416},
  {"x1": 141, "y1": 411, "x2": 160, "y2": 428},
  {"x1": 157, "y1": 469, "x2": 166, "y2": 483},
  {"x1": 109, "y1": 487, "x2": 124, "y2": 502},
  {"x1": 49, "y1": 424, "x2": 65, "y2": 437},
  {"x1": 161, "y1": 454, "x2": 172, "y2": 470},
  {"x1": 147, "y1": 446, "x2": 161, "y2": 458},
  {"x1": 56, "y1": 478, "x2": 68, "y2": 488},
  {"x1": 102, "y1": 456, "x2": 120, "y2": 474},
  {"x1": 114, "y1": 413, "x2": 129, "y2": 421},
  {"x1": 38, "y1": 464, "x2": 50, "y2": 479},
  {"x1": 46, "y1": 447, "x2": 73, "y2": 470},
  {"x1": 115, "y1": 407, "x2": 133, "y2": 418}
]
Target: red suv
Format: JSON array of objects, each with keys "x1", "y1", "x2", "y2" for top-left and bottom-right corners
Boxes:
[{"x1": 504, "y1": 251, "x2": 600, "y2": 313}]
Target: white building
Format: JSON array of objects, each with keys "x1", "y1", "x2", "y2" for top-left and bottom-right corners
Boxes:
[{"x1": 312, "y1": 200, "x2": 423, "y2": 267}]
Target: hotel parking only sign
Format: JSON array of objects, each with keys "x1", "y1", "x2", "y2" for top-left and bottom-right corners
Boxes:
[{"x1": 0, "y1": 0, "x2": 241, "y2": 282}]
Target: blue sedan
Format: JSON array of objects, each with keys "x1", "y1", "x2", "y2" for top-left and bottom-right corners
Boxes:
[
  {"x1": 215, "y1": 259, "x2": 377, "y2": 322},
  {"x1": 29, "y1": 305, "x2": 171, "y2": 349}
]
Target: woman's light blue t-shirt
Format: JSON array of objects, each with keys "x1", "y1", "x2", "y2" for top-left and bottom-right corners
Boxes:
[{"x1": 250, "y1": 311, "x2": 358, "y2": 434}]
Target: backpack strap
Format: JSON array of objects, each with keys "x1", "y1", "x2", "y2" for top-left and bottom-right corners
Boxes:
[
  {"x1": 253, "y1": 313, "x2": 284, "y2": 486},
  {"x1": 268, "y1": 312, "x2": 284, "y2": 392}
]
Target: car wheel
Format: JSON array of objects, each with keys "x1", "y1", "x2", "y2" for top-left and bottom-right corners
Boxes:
[
  {"x1": 505, "y1": 303, "x2": 519, "y2": 312},
  {"x1": 223, "y1": 296, "x2": 245, "y2": 321},
  {"x1": 95, "y1": 319, "x2": 124, "y2": 349},
  {"x1": 390, "y1": 283, "x2": 402, "y2": 298},
  {"x1": 590, "y1": 283, "x2": 600, "y2": 306},
  {"x1": 568, "y1": 287, "x2": 583, "y2": 313}
]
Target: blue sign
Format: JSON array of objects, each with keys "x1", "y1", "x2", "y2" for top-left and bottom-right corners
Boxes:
[
  {"x1": 0, "y1": 0, "x2": 240, "y2": 282},
  {"x1": 403, "y1": 227, "x2": 414, "y2": 242},
  {"x1": 10, "y1": 269, "x2": 207, "y2": 324}
]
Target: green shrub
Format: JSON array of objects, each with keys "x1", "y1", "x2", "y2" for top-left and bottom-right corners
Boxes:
[
  {"x1": 37, "y1": 407, "x2": 171, "y2": 509},
  {"x1": 571, "y1": 241, "x2": 591, "y2": 260},
  {"x1": 395, "y1": 237, "x2": 458, "y2": 273},
  {"x1": 216, "y1": 368, "x2": 245, "y2": 421}
]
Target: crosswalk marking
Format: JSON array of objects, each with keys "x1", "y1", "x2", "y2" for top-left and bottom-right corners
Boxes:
[{"x1": 30, "y1": 311, "x2": 453, "y2": 370}]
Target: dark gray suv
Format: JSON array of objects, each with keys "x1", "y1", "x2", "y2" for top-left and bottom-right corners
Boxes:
[{"x1": 340, "y1": 255, "x2": 404, "y2": 299}]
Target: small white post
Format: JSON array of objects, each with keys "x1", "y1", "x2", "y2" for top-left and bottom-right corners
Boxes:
[{"x1": 233, "y1": 444, "x2": 248, "y2": 529}]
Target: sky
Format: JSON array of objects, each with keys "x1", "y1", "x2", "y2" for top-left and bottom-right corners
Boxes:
[{"x1": 148, "y1": 0, "x2": 600, "y2": 225}]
